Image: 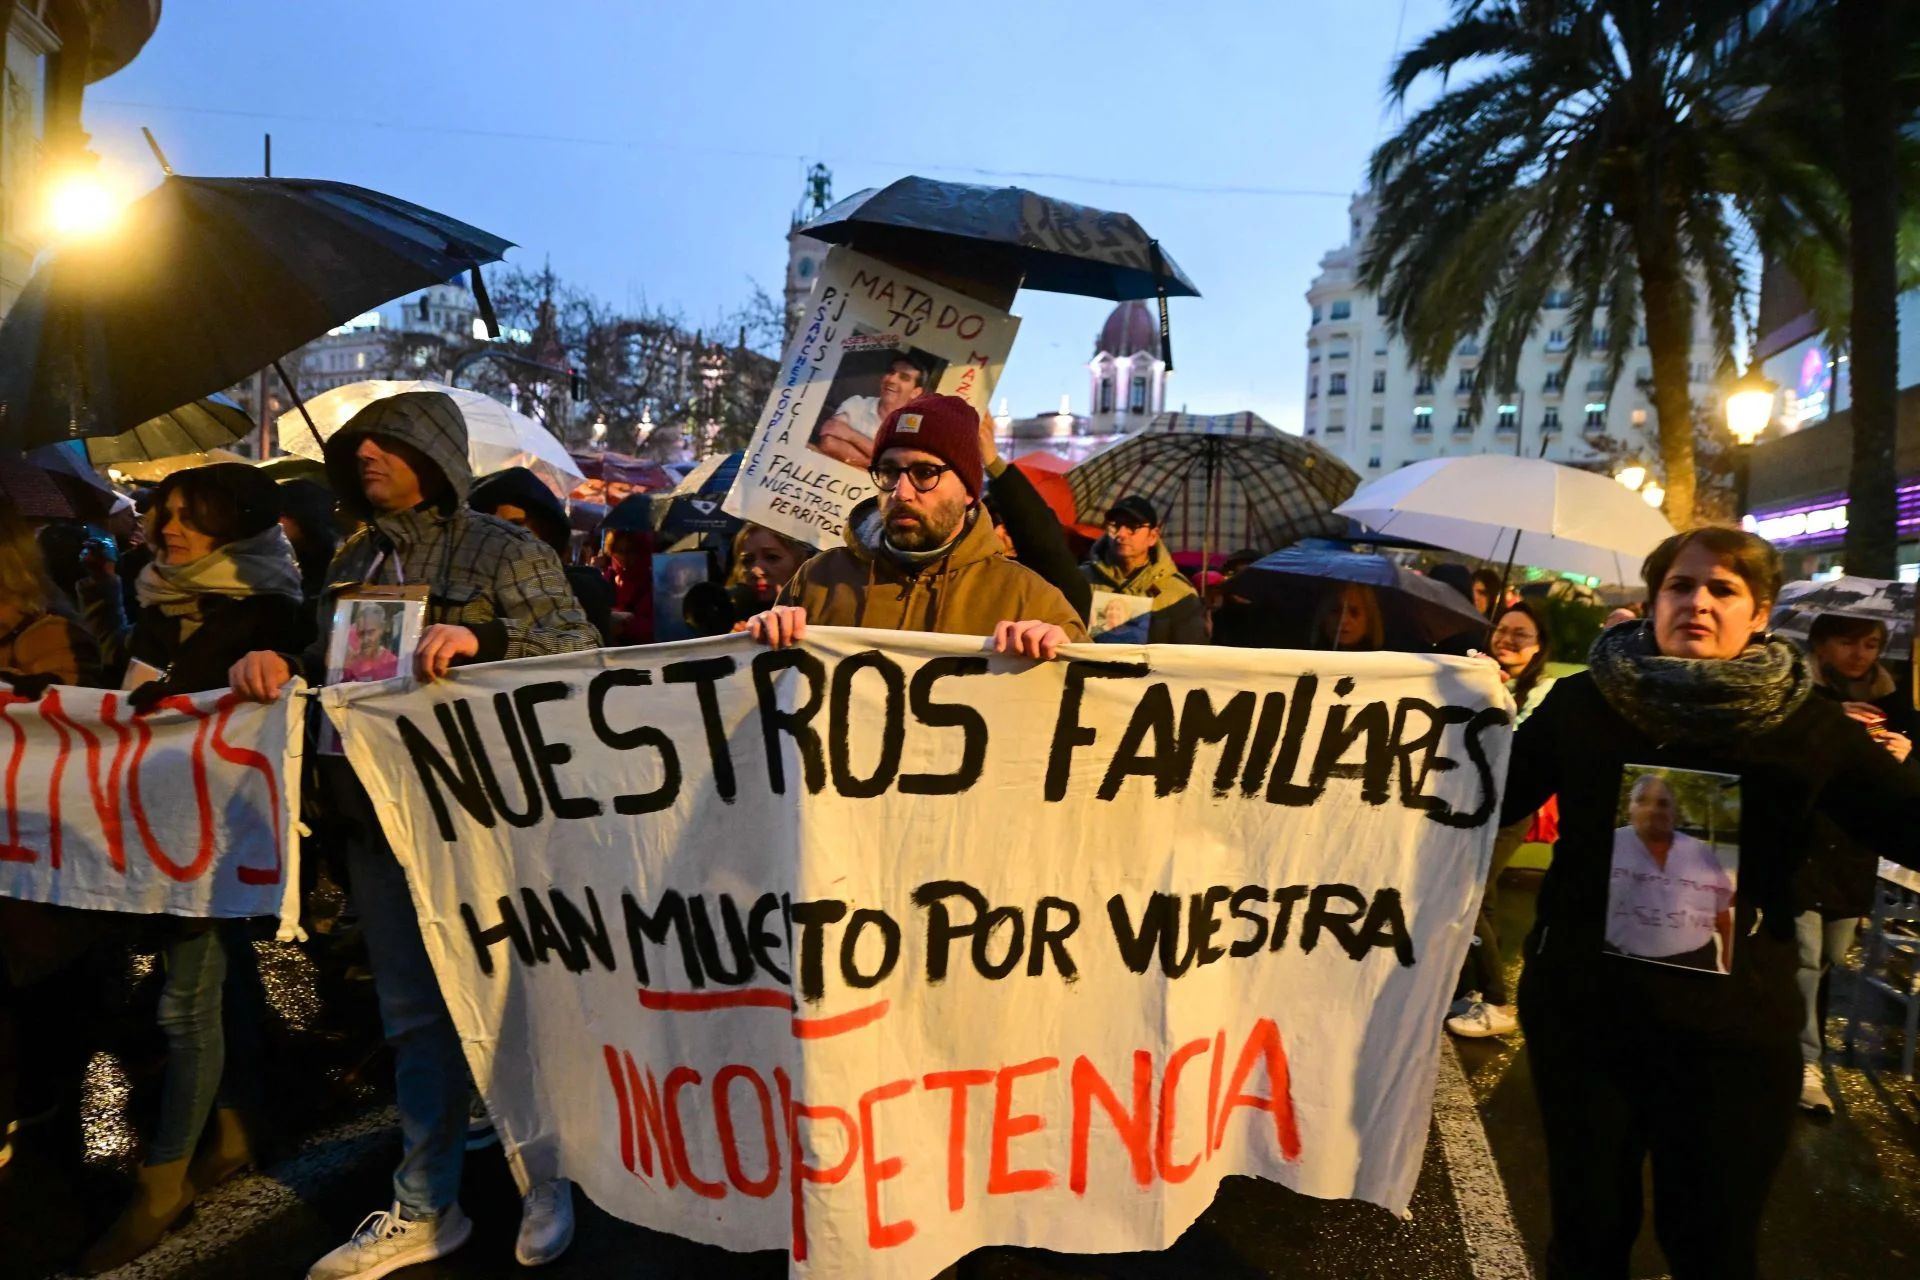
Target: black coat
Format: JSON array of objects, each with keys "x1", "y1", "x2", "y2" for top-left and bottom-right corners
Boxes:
[
  {"x1": 985, "y1": 461, "x2": 1092, "y2": 623},
  {"x1": 1794, "y1": 682, "x2": 1918, "y2": 919},
  {"x1": 1503, "y1": 671, "x2": 1920, "y2": 1045},
  {"x1": 127, "y1": 593, "x2": 314, "y2": 706}
]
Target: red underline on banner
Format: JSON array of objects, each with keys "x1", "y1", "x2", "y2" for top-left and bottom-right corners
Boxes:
[
  {"x1": 790, "y1": 999, "x2": 890, "y2": 1039},
  {"x1": 639, "y1": 988, "x2": 792, "y2": 1013},
  {"x1": 635, "y1": 988, "x2": 892, "y2": 1039}
]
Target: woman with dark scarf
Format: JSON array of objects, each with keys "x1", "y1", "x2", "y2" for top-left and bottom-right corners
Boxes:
[
  {"x1": 83, "y1": 464, "x2": 312, "y2": 1273},
  {"x1": 1501, "y1": 527, "x2": 1920, "y2": 1280}
]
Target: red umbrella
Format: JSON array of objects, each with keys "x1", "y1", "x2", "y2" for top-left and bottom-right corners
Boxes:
[{"x1": 1011, "y1": 452, "x2": 1102, "y2": 540}]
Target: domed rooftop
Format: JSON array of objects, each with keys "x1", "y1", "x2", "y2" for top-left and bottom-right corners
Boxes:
[{"x1": 1095, "y1": 300, "x2": 1159, "y2": 359}]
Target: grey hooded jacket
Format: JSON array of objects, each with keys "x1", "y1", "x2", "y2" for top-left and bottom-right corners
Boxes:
[{"x1": 303, "y1": 390, "x2": 597, "y2": 677}]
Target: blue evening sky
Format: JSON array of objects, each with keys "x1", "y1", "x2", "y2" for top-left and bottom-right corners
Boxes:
[{"x1": 82, "y1": 0, "x2": 1453, "y2": 432}]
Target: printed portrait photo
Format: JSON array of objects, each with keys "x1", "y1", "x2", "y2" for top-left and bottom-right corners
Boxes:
[
  {"x1": 1603, "y1": 764, "x2": 1741, "y2": 974},
  {"x1": 1089, "y1": 590, "x2": 1155, "y2": 644},
  {"x1": 652, "y1": 551, "x2": 712, "y2": 643},
  {"x1": 808, "y1": 333, "x2": 949, "y2": 470}
]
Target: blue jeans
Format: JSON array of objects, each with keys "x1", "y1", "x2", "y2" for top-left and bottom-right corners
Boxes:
[
  {"x1": 344, "y1": 828, "x2": 469, "y2": 1218},
  {"x1": 150, "y1": 921, "x2": 264, "y2": 1165},
  {"x1": 1795, "y1": 910, "x2": 1859, "y2": 1067}
]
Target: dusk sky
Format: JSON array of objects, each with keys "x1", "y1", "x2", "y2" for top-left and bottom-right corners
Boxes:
[{"x1": 81, "y1": 0, "x2": 1453, "y2": 432}]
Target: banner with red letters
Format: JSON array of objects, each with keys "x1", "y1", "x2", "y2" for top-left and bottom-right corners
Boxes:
[
  {"x1": 323, "y1": 633, "x2": 1510, "y2": 1278},
  {"x1": 0, "y1": 681, "x2": 306, "y2": 937}
]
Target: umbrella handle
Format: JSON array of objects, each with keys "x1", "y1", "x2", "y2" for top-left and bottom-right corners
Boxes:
[
  {"x1": 471, "y1": 266, "x2": 501, "y2": 340},
  {"x1": 1149, "y1": 240, "x2": 1173, "y2": 372},
  {"x1": 273, "y1": 361, "x2": 325, "y2": 455}
]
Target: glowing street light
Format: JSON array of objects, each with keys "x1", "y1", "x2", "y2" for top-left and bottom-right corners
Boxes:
[
  {"x1": 1641, "y1": 480, "x2": 1666, "y2": 509},
  {"x1": 1725, "y1": 368, "x2": 1777, "y2": 446},
  {"x1": 46, "y1": 170, "x2": 124, "y2": 241},
  {"x1": 1614, "y1": 464, "x2": 1647, "y2": 492}
]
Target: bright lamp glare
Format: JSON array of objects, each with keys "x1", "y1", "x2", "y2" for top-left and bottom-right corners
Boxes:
[
  {"x1": 1725, "y1": 387, "x2": 1774, "y2": 445},
  {"x1": 1615, "y1": 465, "x2": 1647, "y2": 491},
  {"x1": 47, "y1": 173, "x2": 121, "y2": 240},
  {"x1": 1642, "y1": 481, "x2": 1666, "y2": 509}
]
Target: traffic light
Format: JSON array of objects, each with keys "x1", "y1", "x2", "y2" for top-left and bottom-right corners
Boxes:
[{"x1": 568, "y1": 368, "x2": 585, "y2": 401}]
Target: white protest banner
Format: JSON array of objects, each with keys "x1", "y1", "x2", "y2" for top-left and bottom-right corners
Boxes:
[
  {"x1": 725, "y1": 247, "x2": 1020, "y2": 546},
  {"x1": 323, "y1": 634, "x2": 1509, "y2": 1278},
  {"x1": 0, "y1": 682, "x2": 306, "y2": 936}
]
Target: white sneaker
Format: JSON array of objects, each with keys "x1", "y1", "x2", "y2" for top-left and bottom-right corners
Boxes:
[
  {"x1": 307, "y1": 1203, "x2": 472, "y2": 1280},
  {"x1": 1799, "y1": 1063, "x2": 1834, "y2": 1114},
  {"x1": 466, "y1": 1091, "x2": 499, "y2": 1151},
  {"x1": 516, "y1": 1178, "x2": 575, "y2": 1267},
  {"x1": 1446, "y1": 1000, "x2": 1519, "y2": 1038}
]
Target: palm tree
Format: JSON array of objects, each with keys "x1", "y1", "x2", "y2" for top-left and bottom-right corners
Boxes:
[{"x1": 1361, "y1": 0, "x2": 1837, "y2": 527}]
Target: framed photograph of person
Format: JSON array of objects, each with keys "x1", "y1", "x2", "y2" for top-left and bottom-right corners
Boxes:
[
  {"x1": 319, "y1": 588, "x2": 427, "y2": 754},
  {"x1": 1089, "y1": 590, "x2": 1155, "y2": 644},
  {"x1": 1603, "y1": 764, "x2": 1741, "y2": 974},
  {"x1": 807, "y1": 333, "x2": 949, "y2": 469}
]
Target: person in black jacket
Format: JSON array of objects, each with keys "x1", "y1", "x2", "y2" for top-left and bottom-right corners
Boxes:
[
  {"x1": 978, "y1": 417, "x2": 1092, "y2": 624},
  {"x1": 1792, "y1": 613, "x2": 1915, "y2": 1113},
  {"x1": 1501, "y1": 526, "x2": 1920, "y2": 1280},
  {"x1": 468, "y1": 466, "x2": 615, "y2": 645},
  {"x1": 82, "y1": 464, "x2": 312, "y2": 1273}
]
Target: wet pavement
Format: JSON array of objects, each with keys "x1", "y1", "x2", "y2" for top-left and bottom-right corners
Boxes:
[{"x1": 4, "y1": 871, "x2": 1918, "y2": 1279}]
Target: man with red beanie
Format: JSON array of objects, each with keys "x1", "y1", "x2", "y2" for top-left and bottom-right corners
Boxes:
[{"x1": 748, "y1": 393, "x2": 1087, "y2": 656}]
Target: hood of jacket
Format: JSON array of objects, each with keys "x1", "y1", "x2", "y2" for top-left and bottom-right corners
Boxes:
[
  {"x1": 1085, "y1": 535, "x2": 1191, "y2": 597},
  {"x1": 469, "y1": 465, "x2": 568, "y2": 552},
  {"x1": 324, "y1": 390, "x2": 473, "y2": 520}
]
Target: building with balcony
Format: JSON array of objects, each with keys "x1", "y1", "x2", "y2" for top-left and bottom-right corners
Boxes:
[{"x1": 1302, "y1": 192, "x2": 1720, "y2": 479}]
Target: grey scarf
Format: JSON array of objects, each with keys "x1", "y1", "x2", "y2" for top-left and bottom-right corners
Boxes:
[{"x1": 1587, "y1": 619, "x2": 1812, "y2": 746}]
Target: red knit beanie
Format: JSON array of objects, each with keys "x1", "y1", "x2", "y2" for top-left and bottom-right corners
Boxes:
[{"x1": 871, "y1": 393, "x2": 984, "y2": 499}]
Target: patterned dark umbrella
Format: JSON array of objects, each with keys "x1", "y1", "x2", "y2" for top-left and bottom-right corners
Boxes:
[
  {"x1": 1771, "y1": 576, "x2": 1915, "y2": 660},
  {"x1": 1230, "y1": 546, "x2": 1490, "y2": 649},
  {"x1": 1066, "y1": 412, "x2": 1360, "y2": 573},
  {"x1": 0, "y1": 175, "x2": 511, "y2": 450},
  {"x1": 798, "y1": 177, "x2": 1199, "y2": 302}
]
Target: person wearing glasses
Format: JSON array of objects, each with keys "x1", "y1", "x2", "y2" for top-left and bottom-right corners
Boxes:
[
  {"x1": 747, "y1": 393, "x2": 1086, "y2": 655},
  {"x1": 1080, "y1": 496, "x2": 1206, "y2": 644}
]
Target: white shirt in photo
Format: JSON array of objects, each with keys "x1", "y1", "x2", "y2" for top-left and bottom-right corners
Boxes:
[
  {"x1": 1605, "y1": 826, "x2": 1734, "y2": 961},
  {"x1": 830, "y1": 395, "x2": 881, "y2": 443}
]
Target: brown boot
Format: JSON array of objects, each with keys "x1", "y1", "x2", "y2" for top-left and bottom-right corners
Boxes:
[
  {"x1": 187, "y1": 1107, "x2": 254, "y2": 1191},
  {"x1": 79, "y1": 1157, "x2": 195, "y2": 1274}
]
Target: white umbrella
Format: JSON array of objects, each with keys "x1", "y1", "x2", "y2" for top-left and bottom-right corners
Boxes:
[
  {"x1": 276, "y1": 380, "x2": 584, "y2": 498},
  {"x1": 1334, "y1": 455, "x2": 1676, "y2": 585}
]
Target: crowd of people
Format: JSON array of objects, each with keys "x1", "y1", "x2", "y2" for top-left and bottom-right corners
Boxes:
[{"x1": 2, "y1": 386, "x2": 1918, "y2": 1280}]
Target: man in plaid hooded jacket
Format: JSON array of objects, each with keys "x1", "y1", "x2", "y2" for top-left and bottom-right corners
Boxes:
[{"x1": 231, "y1": 391, "x2": 596, "y2": 1276}]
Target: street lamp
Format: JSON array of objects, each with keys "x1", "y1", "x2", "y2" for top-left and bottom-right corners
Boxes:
[
  {"x1": 1725, "y1": 367, "x2": 1777, "y2": 519},
  {"x1": 45, "y1": 168, "x2": 123, "y2": 240},
  {"x1": 1614, "y1": 463, "x2": 1648, "y2": 492},
  {"x1": 635, "y1": 406, "x2": 655, "y2": 452},
  {"x1": 1641, "y1": 480, "x2": 1666, "y2": 509},
  {"x1": 699, "y1": 342, "x2": 729, "y2": 458},
  {"x1": 590, "y1": 417, "x2": 608, "y2": 449}
]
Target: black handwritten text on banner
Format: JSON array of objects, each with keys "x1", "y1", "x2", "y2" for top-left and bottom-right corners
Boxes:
[{"x1": 323, "y1": 634, "x2": 1510, "y2": 1279}]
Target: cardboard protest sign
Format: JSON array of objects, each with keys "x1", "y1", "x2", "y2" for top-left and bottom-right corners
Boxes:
[
  {"x1": 0, "y1": 682, "x2": 306, "y2": 937},
  {"x1": 725, "y1": 248, "x2": 1020, "y2": 547},
  {"x1": 323, "y1": 635, "x2": 1510, "y2": 1278}
]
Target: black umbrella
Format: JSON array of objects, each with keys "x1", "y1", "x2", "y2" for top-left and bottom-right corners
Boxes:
[
  {"x1": 1230, "y1": 547, "x2": 1490, "y2": 649},
  {"x1": 0, "y1": 175, "x2": 512, "y2": 450},
  {"x1": 798, "y1": 176, "x2": 1199, "y2": 303},
  {"x1": 0, "y1": 441, "x2": 116, "y2": 521}
]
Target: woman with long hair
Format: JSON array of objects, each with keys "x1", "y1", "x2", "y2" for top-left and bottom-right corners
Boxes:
[
  {"x1": 1502, "y1": 527, "x2": 1920, "y2": 1279},
  {"x1": 82, "y1": 464, "x2": 312, "y2": 1273},
  {"x1": 1449, "y1": 600, "x2": 1555, "y2": 1039},
  {"x1": 1314, "y1": 582, "x2": 1384, "y2": 651}
]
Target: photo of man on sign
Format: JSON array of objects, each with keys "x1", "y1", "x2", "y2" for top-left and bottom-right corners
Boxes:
[
  {"x1": 811, "y1": 340, "x2": 943, "y2": 467},
  {"x1": 1604, "y1": 765, "x2": 1739, "y2": 974}
]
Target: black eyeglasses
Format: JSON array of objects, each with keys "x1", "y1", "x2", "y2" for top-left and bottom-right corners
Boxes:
[{"x1": 869, "y1": 461, "x2": 954, "y2": 494}]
